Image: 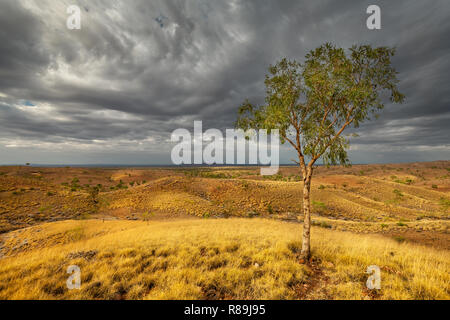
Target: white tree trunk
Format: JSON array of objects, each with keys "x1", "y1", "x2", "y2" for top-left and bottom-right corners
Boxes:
[{"x1": 301, "y1": 171, "x2": 312, "y2": 259}]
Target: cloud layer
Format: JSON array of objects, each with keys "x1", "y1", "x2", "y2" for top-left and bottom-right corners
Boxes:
[{"x1": 0, "y1": 0, "x2": 449, "y2": 164}]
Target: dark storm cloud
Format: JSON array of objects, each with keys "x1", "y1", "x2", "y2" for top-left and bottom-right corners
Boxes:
[{"x1": 0, "y1": 0, "x2": 449, "y2": 164}]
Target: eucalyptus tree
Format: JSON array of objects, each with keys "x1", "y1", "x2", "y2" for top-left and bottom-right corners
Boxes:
[{"x1": 236, "y1": 43, "x2": 404, "y2": 258}]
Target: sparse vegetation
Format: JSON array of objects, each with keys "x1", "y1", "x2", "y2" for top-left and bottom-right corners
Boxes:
[
  {"x1": 0, "y1": 219, "x2": 448, "y2": 300},
  {"x1": 439, "y1": 198, "x2": 450, "y2": 211},
  {"x1": 0, "y1": 162, "x2": 448, "y2": 300}
]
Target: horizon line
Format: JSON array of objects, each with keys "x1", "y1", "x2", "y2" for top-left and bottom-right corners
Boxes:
[{"x1": 0, "y1": 160, "x2": 448, "y2": 168}]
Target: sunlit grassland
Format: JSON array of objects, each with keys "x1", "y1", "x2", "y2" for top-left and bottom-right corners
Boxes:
[{"x1": 0, "y1": 218, "x2": 448, "y2": 300}]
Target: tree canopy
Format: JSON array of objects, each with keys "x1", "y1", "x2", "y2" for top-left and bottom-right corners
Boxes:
[{"x1": 236, "y1": 43, "x2": 405, "y2": 168}]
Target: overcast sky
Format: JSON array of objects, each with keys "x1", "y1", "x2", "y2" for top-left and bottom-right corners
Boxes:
[{"x1": 0, "y1": 0, "x2": 449, "y2": 165}]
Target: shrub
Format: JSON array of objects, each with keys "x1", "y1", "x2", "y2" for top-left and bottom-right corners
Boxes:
[
  {"x1": 312, "y1": 201, "x2": 326, "y2": 209},
  {"x1": 202, "y1": 212, "x2": 211, "y2": 219},
  {"x1": 393, "y1": 236, "x2": 406, "y2": 243},
  {"x1": 142, "y1": 211, "x2": 154, "y2": 222},
  {"x1": 312, "y1": 221, "x2": 332, "y2": 229},
  {"x1": 287, "y1": 241, "x2": 302, "y2": 254},
  {"x1": 439, "y1": 198, "x2": 450, "y2": 211},
  {"x1": 432, "y1": 184, "x2": 438, "y2": 189}
]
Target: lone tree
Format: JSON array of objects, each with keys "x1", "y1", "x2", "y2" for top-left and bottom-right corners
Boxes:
[{"x1": 236, "y1": 43, "x2": 404, "y2": 259}]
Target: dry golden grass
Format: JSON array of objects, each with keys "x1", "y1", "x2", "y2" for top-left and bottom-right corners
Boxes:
[
  {"x1": 0, "y1": 218, "x2": 448, "y2": 300},
  {"x1": 0, "y1": 162, "x2": 449, "y2": 300}
]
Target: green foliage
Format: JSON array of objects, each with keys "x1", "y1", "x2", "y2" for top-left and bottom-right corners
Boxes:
[
  {"x1": 312, "y1": 200, "x2": 326, "y2": 209},
  {"x1": 393, "y1": 236, "x2": 406, "y2": 243},
  {"x1": 312, "y1": 220, "x2": 332, "y2": 229},
  {"x1": 89, "y1": 186, "x2": 100, "y2": 204},
  {"x1": 263, "y1": 174, "x2": 284, "y2": 181},
  {"x1": 115, "y1": 180, "x2": 128, "y2": 189},
  {"x1": 394, "y1": 178, "x2": 414, "y2": 185},
  {"x1": 142, "y1": 211, "x2": 154, "y2": 222},
  {"x1": 184, "y1": 169, "x2": 230, "y2": 179},
  {"x1": 236, "y1": 43, "x2": 404, "y2": 168},
  {"x1": 202, "y1": 212, "x2": 211, "y2": 219},
  {"x1": 439, "y1": 198, "x2": 450, "y2": 211},
  {"x1": 39, "y1": 205, "x2": 51, "y2": 213}
]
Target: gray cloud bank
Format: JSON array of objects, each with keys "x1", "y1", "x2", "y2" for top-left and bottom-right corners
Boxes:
[{"x1": 0, "y1": 0, "x2": 449, "y2": 164}]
